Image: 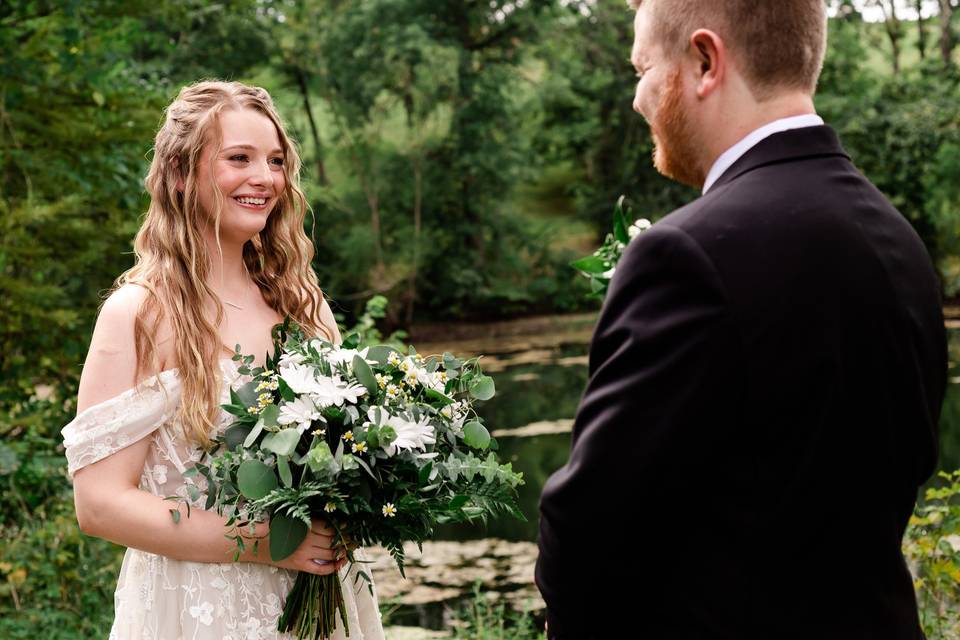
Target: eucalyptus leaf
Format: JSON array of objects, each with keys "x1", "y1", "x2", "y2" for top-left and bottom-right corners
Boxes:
[
  {"x1": 469, "y1": 375, "x2": 496, "y2": 401},
  {"x1": 463, "y1": 421, "x2": 491, "y2": 450},
  {"x1": 268, "y1": 514, "x2": 308, "y2": 562},
  {"x1": 366, "y1": 345, "x2": 395, "y2": 365},
  {"x1": 223, "y1": 424, "x2": 253, "y2": 450},
  {"x1": 243, "y1": 420, "x2": 265, "y2": 448},
  {"x1": 234, "y1": 380, "x2": 259, "y2": 408},
  {"x1": 353, "y1": 355, "x2": 378, "y2": 394},
  {"x1": 237, "y1": 459, "x2": 277, "y2": 500},
  {"x1": 260, "y1": 403, "x2": 280, "y2": 428},
  {"x1": 442, "y1": 352, "x2": 462, "y2": 370},
  {"x1": 277, "y1": 455, "x2": 293, "y2": 487},
  {"x1": 262, "y1": 428, "x2": 301, "y2": 457}
]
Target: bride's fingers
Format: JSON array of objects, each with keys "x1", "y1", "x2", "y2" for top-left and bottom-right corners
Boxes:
[
  {"x1": 310, "y1": 519, "x2": 334, "y2": 536},
  {"x1": 305, "y1": 559, "x2": 340, "y2": 576},
  {"x1": 308, "y1": 547, "x2": 337, "y2": 561}
]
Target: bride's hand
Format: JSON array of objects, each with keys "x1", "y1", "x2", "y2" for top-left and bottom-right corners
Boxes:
[{"x1": 262, "y1": 518, "x2": 348, "y2": 576}]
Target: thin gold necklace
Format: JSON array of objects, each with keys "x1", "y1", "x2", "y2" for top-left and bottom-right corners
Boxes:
[{"x1": 223, "y1": 299, "x2": 244, "y2": 311}]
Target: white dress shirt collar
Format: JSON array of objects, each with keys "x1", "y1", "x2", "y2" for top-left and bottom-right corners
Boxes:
[{"x1": 701, "y1": 114, "x2": 825, "y2": 194}]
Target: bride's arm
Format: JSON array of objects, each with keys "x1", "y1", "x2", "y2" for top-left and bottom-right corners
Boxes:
[{"x1": 72, "y1": 286, "x2": 343, "y2": 575}]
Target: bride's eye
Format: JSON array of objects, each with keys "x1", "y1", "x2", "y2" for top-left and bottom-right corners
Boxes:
[
  {"x1": 229, "y1": 154, "x2": 249, "y2": 163},
  {"x1": 269, "y1": 157, "x2": 284, "y2": 167}
]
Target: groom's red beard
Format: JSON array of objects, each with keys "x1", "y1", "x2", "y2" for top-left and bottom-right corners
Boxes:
[{"x1": 650, "y1": 70, "x2": 706, "y2": 189}]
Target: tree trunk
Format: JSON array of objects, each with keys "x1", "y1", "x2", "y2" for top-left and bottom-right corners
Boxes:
[
  {"x1": 294, "y1": 68, "x2": 328, "y2": 186},
  {"x1": 405, "y1": 155, "x2": 422, "y2": 326},
  {"x1": 875, "y1": 0, "x2": 903, "y2": 75},
  {"x1": 364, "y1": 184, "x2": 385, "y2": 273},
  {"x1": 917, "y1": 0, "x2": 927, "y2": 59},
  {"x1": 941, "y1": 0, "x2": 956, "y2": 65}
]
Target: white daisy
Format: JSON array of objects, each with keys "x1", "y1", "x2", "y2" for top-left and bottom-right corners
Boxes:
[
  {"x1": 310, "y1": 375, "x2": 367, "y2": 408},
  {"x1": 278, "y1": 362, "x2": 322, "y2": 395},
  {"x1": 277, "y1": 395, "x2": 323, "y2": 433},
  {"x1": 324, "y1": 346, "x2": 372, "y2": 368},
  {"x1": 371, "y1": 408, "x2": 436, "y2": 456}
]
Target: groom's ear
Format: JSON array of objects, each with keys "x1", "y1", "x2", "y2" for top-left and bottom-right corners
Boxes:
[{"x1": 689, "y1": 29, "x2": 725, "y2": 99}]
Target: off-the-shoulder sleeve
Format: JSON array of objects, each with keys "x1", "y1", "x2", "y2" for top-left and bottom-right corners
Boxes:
[{"x1": 61, "y1": 370, "x2": 183, "y2": 479}]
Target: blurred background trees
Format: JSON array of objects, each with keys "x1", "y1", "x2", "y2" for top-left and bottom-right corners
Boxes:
[{"x1": 4, "y1": 0, "x2": 960, "y2": 634}]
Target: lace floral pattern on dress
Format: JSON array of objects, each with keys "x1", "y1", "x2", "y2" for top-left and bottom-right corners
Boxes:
[{"x1": 62, "y1": 359, "x2": 385, "y2": 640}]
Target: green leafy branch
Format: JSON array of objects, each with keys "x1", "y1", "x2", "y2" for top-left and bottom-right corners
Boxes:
[{"x1": 571, "y1": 195, "x2": 651, "y2": 299}]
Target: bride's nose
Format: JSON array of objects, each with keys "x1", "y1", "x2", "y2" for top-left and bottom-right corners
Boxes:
[{"x1": 248, "y1": 160, "x2": 272, "y2": 187}]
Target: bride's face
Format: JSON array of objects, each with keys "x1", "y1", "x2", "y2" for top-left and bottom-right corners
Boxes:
[{"x1": 196, "y1": 108, "x2": 286, "y2": 244}]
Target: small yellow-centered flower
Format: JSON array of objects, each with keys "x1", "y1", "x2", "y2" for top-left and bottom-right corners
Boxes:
[
  {"x1": 352, "y1": 442, "x2": 368, "y2": 454},
  {"x1": 342, "y1": 431, "x2": 354, "y2": 441},
  {"x1": 324, "y1": 502, "x2": 336, "y2": 513},
  {"x1": 382, "y1": 503, "x2": 397, "y2": 518}
]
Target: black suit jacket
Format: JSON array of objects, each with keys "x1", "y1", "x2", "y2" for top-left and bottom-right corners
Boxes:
[{"x1": 536, "y1": 126, "x2": 947, "y2": 639}]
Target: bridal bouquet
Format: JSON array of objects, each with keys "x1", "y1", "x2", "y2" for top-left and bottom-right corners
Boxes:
[
  {"x1": 572, "y1": 195, "x2": 651, "y2": 298},
  {"x1": 184, "y1": 320, "x2": 524, "y2": 639}
]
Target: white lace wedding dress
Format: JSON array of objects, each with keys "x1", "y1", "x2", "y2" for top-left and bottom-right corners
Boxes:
[{"x1": 61, "y1": 358, "x2": 385, "y2": 640}]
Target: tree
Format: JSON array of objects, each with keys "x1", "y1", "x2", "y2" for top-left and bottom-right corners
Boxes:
[
  {"x1": 870, "y1": 0, "x2": 906, "y2": 75},
  {"x1": 940, "y1": 0, "x2": 958, "y2": 65},
  {"x1": 917, "y1": 0, "x2": 928, "y2": 59}
]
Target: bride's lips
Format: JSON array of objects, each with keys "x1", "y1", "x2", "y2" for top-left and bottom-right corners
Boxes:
[{"x1": 232, "y1": 194, "x2": 273, "y2": 211}]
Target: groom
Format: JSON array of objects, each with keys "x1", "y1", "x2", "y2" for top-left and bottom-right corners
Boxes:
[{"x1": 536, "y1": 1, "x2": 947, "y2": 638}]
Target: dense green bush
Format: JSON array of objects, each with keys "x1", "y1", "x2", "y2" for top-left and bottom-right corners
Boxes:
[{"x1": 905, "y1": 471, "x2": 960, "y2": 639}]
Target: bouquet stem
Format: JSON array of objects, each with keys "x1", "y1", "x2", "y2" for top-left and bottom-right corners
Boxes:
[{"x1": 278, "y1": 571, "x2": 349, "y2": 640}]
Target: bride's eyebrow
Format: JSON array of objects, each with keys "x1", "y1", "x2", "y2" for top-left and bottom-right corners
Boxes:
[{"x1": 222, "y1": 144, "x2": 283, "y2": 154}]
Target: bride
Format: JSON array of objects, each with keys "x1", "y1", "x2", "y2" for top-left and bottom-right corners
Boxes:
[{"x1": 61, "y1": 81, "x2": 384, "y2": 639}]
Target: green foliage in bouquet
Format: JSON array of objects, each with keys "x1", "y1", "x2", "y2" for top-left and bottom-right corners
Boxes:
[
  {"x1": 183, "y1": 318, "x2": 523, "y2": 639},
  {"x1": 904, "y1": 471, "x2": 960, "y2": 640},
  {"x1": 570, "y1": 196, "x2": 651, "y2": 299}
]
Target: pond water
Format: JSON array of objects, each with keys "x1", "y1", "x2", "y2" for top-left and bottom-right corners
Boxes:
[{"x1": 374, "y1": 318, "x2": 960, "y2": 631}]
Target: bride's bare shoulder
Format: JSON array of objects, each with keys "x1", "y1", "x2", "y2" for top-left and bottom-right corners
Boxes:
[
  {"x1": 318, "y1": 296, "x2": 343, "y2": 345},
  {"x1": 76, "y1": 283, "x2": 172, "y2": 412}
]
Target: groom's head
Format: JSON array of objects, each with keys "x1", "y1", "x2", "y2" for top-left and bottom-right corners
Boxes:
[{"x1": 629, "y1": 0, "x2": 827, "y2": 187}]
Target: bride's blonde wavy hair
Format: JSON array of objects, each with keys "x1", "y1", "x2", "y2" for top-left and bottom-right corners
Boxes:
[{"x1": 112, "y1": 80, "x2": 333, "y2": 449}]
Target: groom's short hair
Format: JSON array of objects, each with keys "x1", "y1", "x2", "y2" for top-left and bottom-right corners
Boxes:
[{"x1": 629, "y1": 0, "x2": 827, "y2": 98}]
